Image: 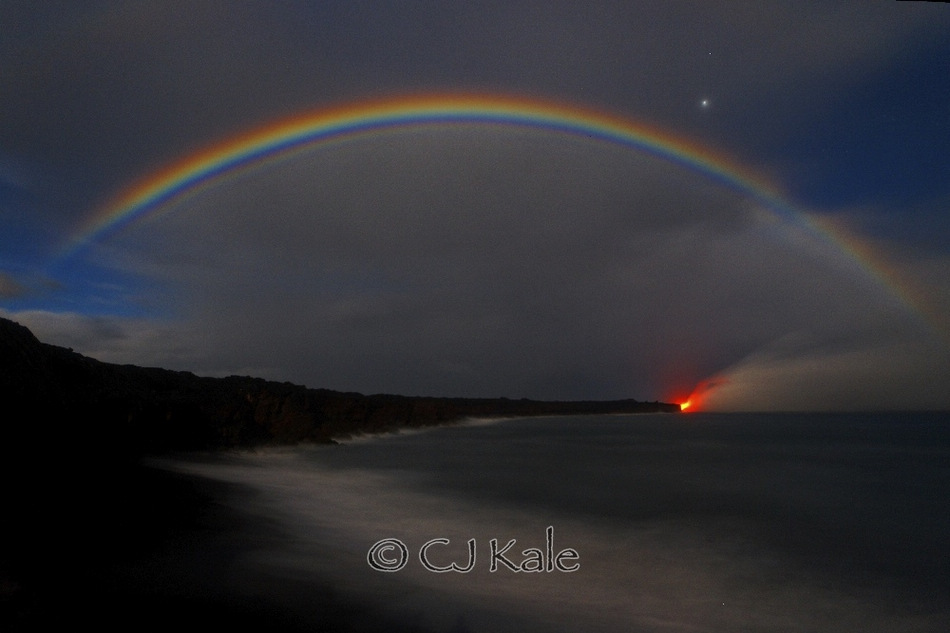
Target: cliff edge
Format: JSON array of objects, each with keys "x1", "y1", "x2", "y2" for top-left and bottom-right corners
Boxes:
[
  {"x1": 0, "y1": 316, "x2": 678, "y2": 628},
  {"x1": 0, "y1": 315, "x2": 679, "y2": 453}
]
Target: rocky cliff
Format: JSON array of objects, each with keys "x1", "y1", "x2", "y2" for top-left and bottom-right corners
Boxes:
[
  {"x1": 0, "y1": 316, "x2": 679, "y2": 454},
  {"x1": 0, "y1": 316, "x2": 678, "y2": 627}
]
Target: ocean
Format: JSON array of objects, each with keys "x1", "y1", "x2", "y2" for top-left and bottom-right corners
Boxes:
[{"x1": 162, "y1": 412, "x2": 950, "y2": 632}]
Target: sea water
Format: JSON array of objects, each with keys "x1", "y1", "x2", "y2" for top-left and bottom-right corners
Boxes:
[{"x1": 165, "y1": 412, "x2": 950, "y2": 632}]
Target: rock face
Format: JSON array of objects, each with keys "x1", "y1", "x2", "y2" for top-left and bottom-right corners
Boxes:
[
  {"x1": 0, "y1": 316, "x2": 679, "y2": 454},
  {"x1": 0, "y1": 316, "x2": 679, "y2": 627}
]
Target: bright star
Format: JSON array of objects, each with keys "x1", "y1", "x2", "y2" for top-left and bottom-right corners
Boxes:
[{"x1": 700, "y1": 98, "x2": 711, "y2": 109}]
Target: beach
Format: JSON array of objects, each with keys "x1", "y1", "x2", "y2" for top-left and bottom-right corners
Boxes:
[
  {"x1": 5, "y1": 412, "x2": 949, "y2": 632},
  {"x1": 1, "y1": 460, "x2": 441, "y2": 632}
]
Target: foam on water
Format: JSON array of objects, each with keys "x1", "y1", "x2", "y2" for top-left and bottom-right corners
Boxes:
[
  {"x1": 159, "y1": 413, "x2": 950, "y2": 632},
  {"x1": 331, "y1": 416, "x2": 513, "y2": 445}
]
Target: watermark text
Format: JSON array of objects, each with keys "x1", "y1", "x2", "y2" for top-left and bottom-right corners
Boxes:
[{"x1": 367, "y1": 526, "x2": 579, "y2": 573}]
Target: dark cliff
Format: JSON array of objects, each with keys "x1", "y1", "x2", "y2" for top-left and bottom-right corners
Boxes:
[
  {"x1": 0, "y1": 316, "x2": 678, "y2": 628},
  {"x1": 0, "y1": 316, "x2": 679, "y2": 455}
]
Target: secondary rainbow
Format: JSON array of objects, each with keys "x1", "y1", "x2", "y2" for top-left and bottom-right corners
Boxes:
[
  {"x1": 61, "y1": 93, "x2": 941, "y2": 338},
  {"x1": 66, "y1": 93, "x2": 791, "y2": 253}
]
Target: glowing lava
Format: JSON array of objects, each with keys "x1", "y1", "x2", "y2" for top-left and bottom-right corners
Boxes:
[{"x1": 674, "y1": 376, "x2": 729, "y2": 413}]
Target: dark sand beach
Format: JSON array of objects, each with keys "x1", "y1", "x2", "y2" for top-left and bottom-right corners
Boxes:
[
  {"x1": 1, "y1": 461, "x2": 436, "y2": 633},
  {"x1": 0, "y1": 317, "x2": 669, "y2": 632},
  {"x1": 4, "y1": 412, "x2": 949, "y2": 633}
]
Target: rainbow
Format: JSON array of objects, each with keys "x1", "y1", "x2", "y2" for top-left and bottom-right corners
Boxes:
[
  {"x1": 67, "y1": 93, "x2": 792, "y2": 252},
  {"x1": 62, "y1": 92, "x2": 942, "y2": 338}
]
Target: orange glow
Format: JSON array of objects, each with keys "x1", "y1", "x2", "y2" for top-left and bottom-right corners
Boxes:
[
  {"x1": 674, "y1": 376, "x2": 730, "y2": 413},
  {"x1": 667, "y1": 377, "x2": 726, "y2": 413}
]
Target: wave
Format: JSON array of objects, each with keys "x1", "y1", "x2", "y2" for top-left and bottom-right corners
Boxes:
[{"x1": 154, "y1": 413, "x2": 950, "y2": 632}]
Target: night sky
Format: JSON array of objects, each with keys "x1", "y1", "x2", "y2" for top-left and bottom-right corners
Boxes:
[{"x1": 2, "y1": 1, "x2": 949, "y2": 411}]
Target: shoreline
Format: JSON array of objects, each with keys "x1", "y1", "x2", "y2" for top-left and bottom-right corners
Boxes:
[
  {"x1": 1, "y1": 460, "x2": 438, "y2": 632},
  {"x1": 5, "y1": 412, "x2": 949, "y2": 632}
]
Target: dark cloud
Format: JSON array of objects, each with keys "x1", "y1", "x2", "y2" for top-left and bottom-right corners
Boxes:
[
  {"x1": 0, "y1": 272, "x2": 25, "y2": 299},
  {"x1": 3, "y1": 2, "x2": 946, "y2": 205},
  {"x1": 57, "y1": 127, "x2": 945, "y2": 405},
  {"x1": 3, "y1": 1, "x2": 949, "y2": 409}
]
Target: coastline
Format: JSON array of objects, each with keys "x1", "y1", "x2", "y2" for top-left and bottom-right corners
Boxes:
[
  {"x1": 5, "y1": 412, "x2": 949, "y2": 632},
  {"x1": 0, "y1": 316, "x2": 677, "y2": 632},
  {"x1": 1, "y1": 460, "x2": 439, "y2": 632}
]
